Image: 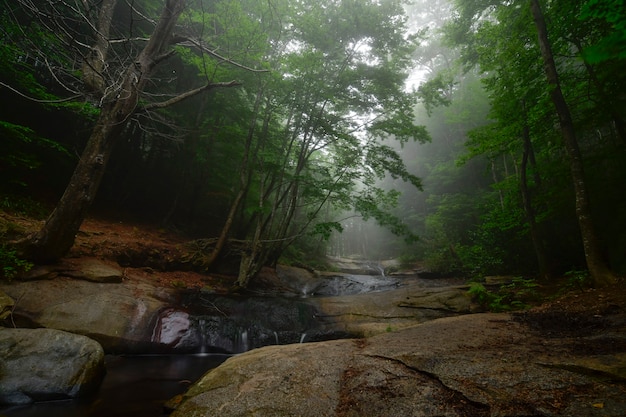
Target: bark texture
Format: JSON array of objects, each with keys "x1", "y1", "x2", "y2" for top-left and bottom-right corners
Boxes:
[
  {"x1": 520, "y1": 101, "x2": 549, "y2": 280},
  {"x1": 530, "y1": 0, "x2": 616, "y2": 286},
  {"x1": 23, "y1": 0, "x2": 188, "y2": 262}
]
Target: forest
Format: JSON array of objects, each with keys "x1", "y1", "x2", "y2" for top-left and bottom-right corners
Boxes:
[{"x1": 1, "y1": 0, "x2": 625, "y2": 289}]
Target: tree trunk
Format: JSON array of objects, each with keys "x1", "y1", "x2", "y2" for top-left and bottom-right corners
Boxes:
[
  {"x1": 23, "y1": 104, "x2": 127, "y2": 262},
  {"x1": 82, "y1": 0, "x2": 118, "y2": 93},
  {"x1": 203, "y1": 88, "x2": 264, "y2": 268},
  {"x1": 519, "y1": 100, "x2": 550, "y2": 280},
  {"x1": 21, "y1": 0, "x2": 187, "y2": 262},
  {"x1": 530, "y1": 0, "x2": 616, "y2": 286}
]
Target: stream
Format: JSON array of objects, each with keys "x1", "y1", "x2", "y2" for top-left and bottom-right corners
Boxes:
[
  {"x1": 1, "y1": 266, "x2": 440, "y2": 416},
  {"x1": 0, "y1": 354, "x2": 229, "y2": 417}
]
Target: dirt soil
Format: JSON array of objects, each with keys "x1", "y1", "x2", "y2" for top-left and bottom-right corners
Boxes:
[{"x1": 1, "y1": 213, "x2": 236, "y2": 292}]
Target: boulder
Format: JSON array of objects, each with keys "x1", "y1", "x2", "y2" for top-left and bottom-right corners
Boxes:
[
  {"x1": 396, "y1": 285, "x2": 473, "y2": 313},
  {"x1": 63, "y1": 258, "x2": 124, "y2": 283},
  {"x1": 2, "y1": 261, "x2": 481, "y2": 354},
  {"x1": 171, "y1": 313, "x2": 626, "y2": 417},
  {"x1": 311, "y1": 279, "x2": 475, "y2": 337},
  {"x1": 324, "y1": 256, "x2": 384, "y2": 275},
  {"x1": 0, "y1": 275, "x2": 172, "y2": 353},
  {"x1": 0, "y1": 328, "x2": 105, "y2": 405},
  {"x1": 172, "y1": 340, "x2": 354, "y2": 417},
  {"x1": 0, "y1": 290, "x2": 13, "y2": 320},
  {"x1": 20, "y1": 258, "x2": 123, "y2": 283}
]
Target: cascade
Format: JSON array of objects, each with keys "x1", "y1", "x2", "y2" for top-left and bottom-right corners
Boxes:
[
  {"x1": 198, "y1": 318, "x2": 208, "y2": 354},
  {"x1": 235, "y1": 329, "x2": 249, "y2": 353}
]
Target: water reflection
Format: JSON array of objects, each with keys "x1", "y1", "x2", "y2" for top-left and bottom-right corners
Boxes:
[{"x1": 0, "y1": 354, "x2": 229, "y2": 417}]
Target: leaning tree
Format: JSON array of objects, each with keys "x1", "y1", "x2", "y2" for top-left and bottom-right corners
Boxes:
[{"x1": 5, "y1": 0, "x2": 264, "y2": 262}]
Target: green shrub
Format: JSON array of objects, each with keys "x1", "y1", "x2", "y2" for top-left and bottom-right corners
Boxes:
[
  {"x1": 0, "y1": 244, "x2": 32, "y2": 280},
  {"x1": 563, "y1": 269, "x2": 592, "y2": 291},
  {"x1": 467, "y1": 277, "x2": 539, "y2": 312},
  {"x1": 0, "y1": 195, "x2": 47, "y2": 218}
]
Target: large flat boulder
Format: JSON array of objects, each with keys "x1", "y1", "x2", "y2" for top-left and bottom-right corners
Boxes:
[
  {"x1": 0, "y1": 269, "x2": 174, "y2": 352},
  {"x1": 171, "y1": 312, "x2": 626, "y2": 417},
  {"x1": 310, "y1": 279, "x2": 475, "y2": 336},
  {"x1": 0, "y1": 328, "x2": 105, "y2": 405},
  {"x1": 1, "y1": 262, "x2": 478, "y2": 353},
  {"x1": 20, "y1": 257, "x2": 124, "y2": 283},
  {"x1": 172, "y1": 340, "x2": 354, "y2": 417}
]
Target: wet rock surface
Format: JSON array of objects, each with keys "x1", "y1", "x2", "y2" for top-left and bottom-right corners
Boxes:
[
  {"x1": 1, "y1": 260, "x2": 472, "y2": 353},
  {"x1": 309, "y1": 276, "x2": 473, "y2": 337},
  {"x1": 172, "y1": 307, "x2": 626, "y2": 417},
  {"x1": 1, "y1": 273, "x2": 172, "y2": 353},
  {"x1": 3, "y1": 244, "x2": 626, "y2": 416},
  {"x1": 0, "y1": 328, "x2": 105, "y2": 405},
  {"x1": 0, "y1": 290, "x2": 13, "y2": 320}
]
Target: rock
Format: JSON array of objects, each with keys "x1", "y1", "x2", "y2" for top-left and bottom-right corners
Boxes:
[
  {"x1": 2, "y1": 261, "x2": 480, "y2": 355},
  {"x1": 325, "y1": 256, "x2": 383, "y2": 275},
  {"x1": 172, "y1": 340, "x2": 354, "y2": 417},
  {"x1": 396, "y1": 285, "x2": 473, "y2": 313},
  {"x1": 252, "y1": 265, "x2": 317, "y2": 295},
  {"x1": 151, "y1": 308, "x2": 198, "y2": 352},
  {"x1": 172, "y1": 313, "x2": 626, "y2": 417},
  {"x1": 18, "y1": 264, "x2": 58, "y2": 281},
  {"x1": 63, "y1": 258, "x2": 124, "y2": 283},
  {"x1": 484, "y1": 275, "x2": 515, "y2": 285},
  {"x1": 0, "y1": 290, "x2": 13, "y2": 320},
  {"x1": 0, "y1": 276, "x2": 171, "y2": 352},
  {"x1": 18, "y1": 258, "x2": 123, "y2": 283},
  {"x1": 310, "y1": 279, "x2": 476, "y2": 337},
  {"x1": 0, "y1": 328, "x2": 105, "y2": 405}
]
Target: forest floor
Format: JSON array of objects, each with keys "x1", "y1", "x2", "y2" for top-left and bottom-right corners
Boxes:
[
  {"x1": 3, "y1": 211, "x2": 626, "y2": 416},
  {"x1": 1, "y1": 212, "x2": 235, "y2": 291},
  {"x1": 2, "y1": 211, "x2": 626, "y2": 323}
]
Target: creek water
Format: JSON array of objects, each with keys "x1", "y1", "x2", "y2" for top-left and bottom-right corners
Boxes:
[
  {"x1": 0, "y1": 270, "x2": 408, "y2": 416},
  {"x1": 0, "y1": 354, "x2": 229, "y2": 417}
]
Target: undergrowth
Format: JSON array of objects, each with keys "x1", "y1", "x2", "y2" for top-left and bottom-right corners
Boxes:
[
  {"x1": 0, "y1": 196, "x2": 40, "y2": 280},
  {"x1": 0, "y1": 245, "x2": 32, "y2": 280},
  {"x1": 468, "y1": 277, "x2": 540, "y2": 312}
]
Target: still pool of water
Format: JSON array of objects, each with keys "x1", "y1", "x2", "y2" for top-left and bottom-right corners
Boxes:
[{"x1": 0, "y1": 354, "x2": 230, "y2": 417}]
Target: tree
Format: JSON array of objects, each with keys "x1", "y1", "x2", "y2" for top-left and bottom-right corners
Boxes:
[
  {"x1": 226, "y1": 0, "x2": 427, "y2": 287},
  {"x1": 440, "y1": 0, "x2": 623, "y2": 284},
  {"x1": 8, "y1": 0, "x2": 255, "y2": 262},
  {"x1": 529, "y1": 0, "x2": 617, "y2": 286}
]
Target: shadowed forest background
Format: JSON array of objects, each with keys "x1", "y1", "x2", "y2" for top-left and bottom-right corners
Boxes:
[{"x1": 1, "y1": 0, "x2": 625, "y2": 289}]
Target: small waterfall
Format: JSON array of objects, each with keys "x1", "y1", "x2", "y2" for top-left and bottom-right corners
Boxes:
[
  {"x1": 198, "y1": 318, "x2": 208, "y2": 354},
  {"x1": 235, "y1": 329, "x2": 249, "y2": 353},
  {"x1": 274, "y1": 331, "x2": 279, "y2": 345},
  {"x1": 299, "y1": 333, "x2": 307, "y2": 344},
  {"x1": 377, "y1": 263, "x2": 386, "y2": 277}
]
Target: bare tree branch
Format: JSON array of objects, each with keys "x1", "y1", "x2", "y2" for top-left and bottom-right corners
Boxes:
[
  {"x1": 141, "y1": 80, "x2": 242, "y2": 111},
  {"x1": 0, "y1": 81, "x2": 82, "y2": 103},
  {"x1": 174, "y1": 36, "x2": 270, "y2": 73},
  {"x1": 45, "y1": 58, "x2": 82, "y2": 95}
]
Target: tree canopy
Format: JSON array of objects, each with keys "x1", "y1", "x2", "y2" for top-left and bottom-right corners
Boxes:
[{"x1": 1, "y1": 0, "x2": 625, "y2": 287}]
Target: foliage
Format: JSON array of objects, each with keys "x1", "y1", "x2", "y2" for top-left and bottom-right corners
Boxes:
[
  {"x1": 413, "y1": 0, "x2": 626, "y2": 281},
  {"x1": 0, "y1": 195, "x2": 47, "y2": 219},
  {"x1": 2, "y1": 0, "x2": 624, "y2": 284},
  {"x1": 579, "y1": 0, "x2": 626, "y2": 63},
  {"x1": 563, "y1": 269, "x2": 593, "y2": 291},
  {"x1": 0, "y1": 218, "x2": 32, "y2": 281},
  {"x1": 0, "y1": 245, "x2": 32, "y2": 281},
  {"x1": 468, "y1": 277, "x2": 539, "y2": 312}
]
